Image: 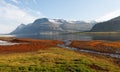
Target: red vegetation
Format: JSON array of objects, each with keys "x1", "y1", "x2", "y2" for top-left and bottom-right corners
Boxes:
[
  {"x1": 70, "y1": 40, "x2": 120, "y2": 54},
  {"x1": 0, "y1": 38, "x2": 63, "y2": 53}
]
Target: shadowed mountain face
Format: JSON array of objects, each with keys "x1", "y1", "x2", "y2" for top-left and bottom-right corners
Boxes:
[
  {"x1": 11, "y1": 18, "x2": 95, "y2": 35},
  {"x1": 91, "y1": 16, "x2": 120, "y2": 32}
]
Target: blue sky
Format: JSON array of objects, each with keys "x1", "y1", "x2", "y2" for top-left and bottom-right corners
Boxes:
[{"x1": 0, "y1": 0, "x2": 120, "y2": 33}]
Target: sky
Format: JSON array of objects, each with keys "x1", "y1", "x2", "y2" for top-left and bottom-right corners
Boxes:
[{"x1": 0, "y1": 0, "x2": 120, "y2": 34}]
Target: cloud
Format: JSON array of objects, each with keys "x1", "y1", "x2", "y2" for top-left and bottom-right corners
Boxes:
[
  {"x1": 95, "y1": 10, "x2": 120, "y2": 22},
  {"x1": 0, "y1": 0, "x2": 36, "y2": 24},
  {"x1": 11, "y1": 0, "x2": 19, "y2": 4},
  {"x1": 0, "y1": 24, "x2": 16, "y2": 34},
  {"x1": 0, "y1": 0, "x2": 44, "y2": 34}
]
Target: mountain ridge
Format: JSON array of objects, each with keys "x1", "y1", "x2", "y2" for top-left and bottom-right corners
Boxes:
[
  {"x1": 91, "y1": 16, "x2": 120, "y2": 32},
  {"x1": 11, "y1": 18, "x2": 96, "y2": 35}
]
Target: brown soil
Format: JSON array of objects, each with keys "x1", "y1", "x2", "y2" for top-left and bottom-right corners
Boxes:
[
  {"x1": 113, "y1": 59, "x2": 120, "y2": 67},
  {"x1": 70, "y1": 40, "x2": 120, "y2": 54},
  {"x1": 88, "y1": 64, "x2": 109, "y2": 71},
  {"x1": 0, "y1": 38, "x2": 63, "y2": 53}
]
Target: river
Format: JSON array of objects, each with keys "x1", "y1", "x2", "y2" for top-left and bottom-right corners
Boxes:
[{"x1": 57, "y1": 40, "x2": 120, "y2": 59}]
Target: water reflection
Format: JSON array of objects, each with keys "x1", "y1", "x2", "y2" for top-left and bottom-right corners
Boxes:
[
  {"x1": 16, "y1": 34, "x2": 92, "y2": 41},
  {"x1": 16, "y1": 34, "x2": 120, "y2": 41},
  {"x1": 91, "y1": 34, "x2": 120, "y2": 41}
]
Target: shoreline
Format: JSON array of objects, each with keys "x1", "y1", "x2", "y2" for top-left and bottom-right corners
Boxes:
[
  {"x1": 0, "y1": 37, "x2": 120, "y2": 58},
  {"x1": 0, "y1": 38, "x2": 63, "y2": 53}
]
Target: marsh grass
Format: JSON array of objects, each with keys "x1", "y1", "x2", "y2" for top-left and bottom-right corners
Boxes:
[{"x1": 0, "y1": 47, "x2": 119, "y2": 72}]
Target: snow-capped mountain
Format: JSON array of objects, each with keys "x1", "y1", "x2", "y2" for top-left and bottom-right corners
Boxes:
[{"x1": 10, "y1": 18, "x2": 96, "y2": 35}]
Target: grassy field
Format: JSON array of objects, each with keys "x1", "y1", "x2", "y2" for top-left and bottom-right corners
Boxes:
[{"x1": 0, "y1": 47, "x2": 119, "y2": 72}]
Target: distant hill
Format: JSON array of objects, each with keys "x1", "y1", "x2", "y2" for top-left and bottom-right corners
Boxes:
[
  {"x1": 91, "y1": 16, "x2": 120, "y2": 32},
  {"x1": 10, "y1": 18, "x2": 96, "y2": 35}
]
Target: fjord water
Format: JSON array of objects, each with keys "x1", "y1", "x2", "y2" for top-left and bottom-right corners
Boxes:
[{"x1": 16, "y1": 33, "x2": 120, "y2": 41}]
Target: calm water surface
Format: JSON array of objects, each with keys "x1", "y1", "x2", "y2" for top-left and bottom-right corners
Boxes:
[{"x1": 16, "y1": 34, "x2": 120, "y2": 41}]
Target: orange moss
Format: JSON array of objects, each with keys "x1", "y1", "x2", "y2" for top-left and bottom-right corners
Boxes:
[
  {"x1": 70, "y1": 40, "x2": 120, "y2": 54},
  {"x1": 0, "y1": 38, "x2": 63, "y2": 53}
]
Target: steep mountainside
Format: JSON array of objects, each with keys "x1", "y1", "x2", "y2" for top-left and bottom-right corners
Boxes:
[{"x1": 91, "y1": 16, "x2": 120, "y2": 32}]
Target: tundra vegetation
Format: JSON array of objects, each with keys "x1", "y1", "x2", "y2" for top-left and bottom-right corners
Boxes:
[{"x1": 0, "y1": 38, "x2": 119, "y2": 72}]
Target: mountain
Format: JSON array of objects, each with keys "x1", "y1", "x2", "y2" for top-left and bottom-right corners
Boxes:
[
  {"x1": 91, "y1": 16, "x2": 120, "y2": 32},
  {"x1": 60, "y1": 21, "x2": 94, "y2": 32},
  {"x1": 11, "y1": 24, "x2": 26, "y2": 34},
  {"x1": 11, "y1": 18, "x2": 95, "y2": 35}
]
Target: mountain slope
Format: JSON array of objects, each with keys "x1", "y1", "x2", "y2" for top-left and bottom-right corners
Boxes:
[
  {"x1": 11, "y1": 18, "x2": 63, "y2": 35},
  {"x1": 61, "y1": 21, "x2": 94, "y2": 32},
  {"x1": 91, "y1": 16, "x2": 120, "y2": 32},
  {"x1": 11, "y1": 18, "x2": 95, "y2": 35}
]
